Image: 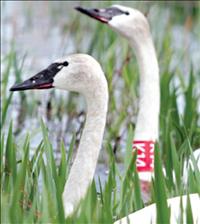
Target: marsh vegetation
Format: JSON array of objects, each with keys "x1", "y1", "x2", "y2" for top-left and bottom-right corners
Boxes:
[{"x1": 1, "y1": 1, "x2": 200, "y2": 223}]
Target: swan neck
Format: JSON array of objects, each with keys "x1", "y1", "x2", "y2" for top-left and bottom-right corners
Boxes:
[
  {"x1": 131, "y1": 35, "x2": 160, "y2": 141},
  {"x1": 62, "y1": 83, "x2": 108, "y2": 216}
]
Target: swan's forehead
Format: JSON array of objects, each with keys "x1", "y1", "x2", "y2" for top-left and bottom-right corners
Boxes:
[
  {"x1": 109, "y1": 5, "x2": 146, "y2": 29},
  {"x1": 55, "y1": 54, "x2": 96, "y2": 65},
  {"x1": 111, "y1": 4, "x2": 134, "y2": 13},
  {"x1": 54, "y1": 56, "x2": 80, "y2": 67},
  {"x1": 55, "y1": 57, "x2": 70, "y2": 64},
  {"x1": 111, "y1": 4, "x2": 143, "y2": 19}
]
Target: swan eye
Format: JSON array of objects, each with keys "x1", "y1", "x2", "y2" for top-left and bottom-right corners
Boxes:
[
  {"x1": 124, "y1": 11, "x2": 129, "y2": 15},
  {"x1": 63, "y1": 61, "x2": 69, "y2": 66}
]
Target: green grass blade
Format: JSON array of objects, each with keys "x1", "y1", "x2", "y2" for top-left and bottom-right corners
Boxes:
[
  {"x1": 154, "y1": 143, "x2": 170, "y2": 224},
  {"x1": 4, "y1": 122, "x2": 16, "y2": 189},
  {"x1": 133, "y1": 155, "x2": 143, "y2": 210},
  {"x1": 186, "y1": 194, "x2": 193, "y2": 224}
]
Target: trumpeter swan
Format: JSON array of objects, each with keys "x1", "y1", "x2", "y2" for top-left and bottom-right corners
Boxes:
[
  {"x1": 76, "y1": 5, "x2": 160, "y2": 181},
  {"x1": 10, "y1": 54, "x2": 108, "y2": 217},
  {"x1": 76, "y1": 5, "x2": 200, "y2": 223},
  {"x1": 76, "y1": 3, "x2": 200, "y2": 178},
  {"x1": 114, "y1": 193, "x2": 200, "y2": 224}
]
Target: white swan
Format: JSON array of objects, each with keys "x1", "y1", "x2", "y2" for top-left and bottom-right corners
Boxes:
[
  {"x1": 114, "y1": 193, "x2": 200, "y2": 224},
  {"x1": 10, "y1": 54, "x2": 108, "y2": 217},
  {"x1": 76, "y1": 5, "x2": 160, "y2": 181},
  {"x1": 76, "y1": 5, "x2": 200, "y2": 223}
]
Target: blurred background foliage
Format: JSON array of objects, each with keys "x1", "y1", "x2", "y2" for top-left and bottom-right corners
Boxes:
[{"x1": 1, "y1": 1, "x2": 200, "y2": 152}]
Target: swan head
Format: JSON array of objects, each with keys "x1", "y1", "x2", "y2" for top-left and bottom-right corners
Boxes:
[
  {"x1": 76, "y1": 5, "x2": 149, "y2": 42},
  {"x1": 10, "y1": 54, "x2": 107, "y2": 96}
]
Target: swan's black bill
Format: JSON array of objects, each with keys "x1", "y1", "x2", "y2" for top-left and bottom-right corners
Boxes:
[
  {"x1": 10, "y1": 68, "x2": 56, "y2": 91},
  {"x1": 10, "y1": 62, "x2": 63, "y2": 91},
  {"x1": 10, "y1": 74, "x2": 54, "y2": 91},
  {"x1": 10, "y1": 61, "x2": 69, "y2": 91},
  {"x1": 75, "y1": 6, "x2": 127, "y2": 23}
]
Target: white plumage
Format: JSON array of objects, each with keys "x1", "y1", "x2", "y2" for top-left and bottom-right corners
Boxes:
[{"x1": 10, "y1": 54, "x2": 109, "y2": 217}]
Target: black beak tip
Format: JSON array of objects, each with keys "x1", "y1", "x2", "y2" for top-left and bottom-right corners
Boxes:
[
  {"x1": 9, "y1": 83, "x2": 23, "y2": 91},
  {"x1": 74, "y1": 6, "x2": 81, "y2": 11},
  {"x1": 9, "y1": 80, "x2": 32, "y2": 91},
  {"x1": 75, "y1": 6, "x2": 109, "y2": 24},
  {"x1": 74, "y1": 6, "x2": 87, "y2": 13},
  {"x1": 10, "y1": 84, "x2": 18, "y2": 91}
]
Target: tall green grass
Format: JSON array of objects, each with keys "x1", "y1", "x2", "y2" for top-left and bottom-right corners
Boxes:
[{"x1": 1, "y1": 121, "x2": 199, "y2": 223}]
